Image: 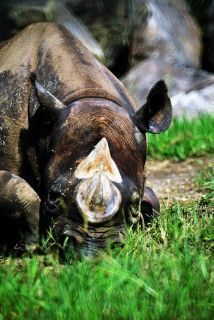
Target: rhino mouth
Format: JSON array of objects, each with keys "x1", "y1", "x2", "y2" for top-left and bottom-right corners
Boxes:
[
  {"x1": 52, "y1": 213, "x2": 126, "y2": 257},
  {"x1": 44, "y1": 192, "x2": 145, "y2": 257}
]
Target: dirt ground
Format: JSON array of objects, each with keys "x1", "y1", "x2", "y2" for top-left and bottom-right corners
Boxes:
[{"x1": 145, "y1": 156, "x2": 214, "y2": 205}]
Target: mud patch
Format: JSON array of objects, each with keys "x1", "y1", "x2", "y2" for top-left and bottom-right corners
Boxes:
[{"x1": 146, "y1": 156, "x2": 214, "y2": 204}]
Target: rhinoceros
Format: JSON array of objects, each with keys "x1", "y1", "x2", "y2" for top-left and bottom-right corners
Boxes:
[{"x1": 0, "y1": 22, "x2": 172, "y2": 255}]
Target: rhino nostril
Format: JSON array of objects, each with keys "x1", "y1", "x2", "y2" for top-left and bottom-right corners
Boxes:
[{"x1": 45, "y1": 190, "x2": 63, "y2": 215}]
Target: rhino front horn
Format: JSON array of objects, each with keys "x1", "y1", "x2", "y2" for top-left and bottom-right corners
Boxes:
[
  {"x1": 75, "y1": 138, "x2": 123, "y2": 223},
  {"x1": 76, "y1": 172, "x2": 122, "y2": 223}
]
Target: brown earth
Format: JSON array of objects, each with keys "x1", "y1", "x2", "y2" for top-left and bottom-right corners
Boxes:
[{"x1": 145, "y1": 156, "x2": 214, "y2": 205}]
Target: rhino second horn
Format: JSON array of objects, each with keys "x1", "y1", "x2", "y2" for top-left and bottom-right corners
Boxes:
[
  {"x1": 76, "y1": 172, "x2": 122, "y2": 224},
  {"x1": 33, "y1": 77, "x2": 66, "y2": 114}
]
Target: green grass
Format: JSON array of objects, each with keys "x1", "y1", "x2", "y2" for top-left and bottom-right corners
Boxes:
[
  {"x1": 0, "y1": 186, "x2": 213, "y2": 319},
  {"x1": 196, "y1": 167, "x2": 214, "y2": 192},
  {"x1": 148, "y1": 114, "x2": 214, "y2": 160}
]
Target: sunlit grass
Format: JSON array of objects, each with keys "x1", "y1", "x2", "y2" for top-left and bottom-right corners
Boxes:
[{"x1": 148, "y1": 114, "x2": 214, "y2": 160}]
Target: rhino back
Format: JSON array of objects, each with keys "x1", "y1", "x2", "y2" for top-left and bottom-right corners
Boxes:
[{"x1": 32, "y1": 23, "x2": 136, "y2": 112}]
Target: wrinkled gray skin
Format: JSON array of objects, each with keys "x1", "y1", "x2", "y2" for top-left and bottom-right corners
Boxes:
[{"x1": 0, "y1": 23, "x2": 171, "y2": 256}]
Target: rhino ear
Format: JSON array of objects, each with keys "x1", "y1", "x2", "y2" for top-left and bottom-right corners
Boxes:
[
  {"x1": 30, "y1": 73, "x2": 66, "y2": 116},
  {"x1": 135, "y1": 80, "x2": 172, "y2": 134}
]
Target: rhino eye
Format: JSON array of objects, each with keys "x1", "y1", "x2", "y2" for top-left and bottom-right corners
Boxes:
[
  {"x1": 47, "y1": 176, "x2": 67, "y2": 201},
  {"x1": 45, "y1": 189, "x2": 67, "y2": 217}
]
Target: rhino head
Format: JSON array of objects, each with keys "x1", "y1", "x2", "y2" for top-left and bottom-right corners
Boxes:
[{"x1": 31, "y1": 78, "x2": 172, "y2": 256}]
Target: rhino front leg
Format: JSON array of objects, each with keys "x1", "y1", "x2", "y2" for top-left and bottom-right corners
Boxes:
[{"x1": 0, "y1": 170, "x2": 40, "y2": 251}]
